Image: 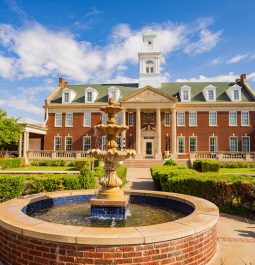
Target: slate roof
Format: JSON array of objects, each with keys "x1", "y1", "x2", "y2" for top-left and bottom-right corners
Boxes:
[{"x1": 50, "y1": 82, "x2": 254, "y2": 104}]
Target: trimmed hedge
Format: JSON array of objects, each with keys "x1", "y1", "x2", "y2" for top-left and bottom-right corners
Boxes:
[
  {"x1": 116, "y1": 164, "x2": 128, "y2": 186},
  {"x1": 0, "y1": 158, "x2": 25, "y2": 169},
  {"x1": 74, "y1": 158, "x2": 99, "y2": 171},
  {"x1": 193, "y1": 160, "x2": 220, "y2": 172},
  {"x1": 30, "y1": 160, "x2": 66, "y2": 167},
  {"x1": 151, "y1": 166, "x2": 255, "y2": 211},
  {"x1": 220, "y1": 161, "x2": 255, "y2": 168},
  {"x1": 163, "y1": 159, "x2": 177, "y2": 166}
]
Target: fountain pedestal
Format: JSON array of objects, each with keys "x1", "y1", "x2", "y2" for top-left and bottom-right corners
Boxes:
[{"x1": 88, "y1": 98, "x2": 136, "y2": 220}]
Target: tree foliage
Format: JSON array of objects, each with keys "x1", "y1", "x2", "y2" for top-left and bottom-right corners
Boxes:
[{"x1": 0, "y1": 108, "x2": 22, "y2": 148}]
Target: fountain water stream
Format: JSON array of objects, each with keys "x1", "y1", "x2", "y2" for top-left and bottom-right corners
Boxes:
[{"x1": 88, "y1": 98, "x2": 136, "y2": 219}]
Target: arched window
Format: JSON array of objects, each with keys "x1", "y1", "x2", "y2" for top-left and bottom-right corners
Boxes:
[{"x1": 146, "y1": 60, "x2": 154, "y2": 73}]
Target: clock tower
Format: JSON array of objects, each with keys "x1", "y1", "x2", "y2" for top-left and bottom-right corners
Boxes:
[{"x1": 138, "y1": 29, "x2": 161, "y2": 88}]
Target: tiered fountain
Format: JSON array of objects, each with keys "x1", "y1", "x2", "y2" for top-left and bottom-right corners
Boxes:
[{"x1": 89, "y1": 98, "x2": 136, "y2": 219}]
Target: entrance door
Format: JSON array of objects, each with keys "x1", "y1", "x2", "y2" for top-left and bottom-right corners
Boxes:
[{"x1": 144, "y1": 138, "x2": 154, "y2": 158}]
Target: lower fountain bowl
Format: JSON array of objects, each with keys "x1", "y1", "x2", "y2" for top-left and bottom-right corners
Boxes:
[{"x1": 0, "y1": 189, "x2": 219, "y2": 265}]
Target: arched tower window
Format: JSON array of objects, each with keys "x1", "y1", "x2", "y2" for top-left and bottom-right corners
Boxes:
[{"x1": 146, "y1": 60, "x2": 154, "y2": 73}]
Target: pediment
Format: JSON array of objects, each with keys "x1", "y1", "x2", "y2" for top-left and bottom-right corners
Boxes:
[{"x1": 121, "y1": 86, "x2": 176, "y2": 103}]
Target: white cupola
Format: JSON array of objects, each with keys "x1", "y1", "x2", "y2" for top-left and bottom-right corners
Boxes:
[{"x1": 138, "y1": 29, "x2": 161, "y2": 88}]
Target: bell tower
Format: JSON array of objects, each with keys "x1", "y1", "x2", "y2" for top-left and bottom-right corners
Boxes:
[{"x1": 138, "y1": 29, "x2": 161, "y2": 88}]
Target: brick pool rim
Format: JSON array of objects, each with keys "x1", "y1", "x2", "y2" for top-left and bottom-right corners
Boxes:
[{"x1": 0, "y1": 190, "x2": 219, "y2": 264}]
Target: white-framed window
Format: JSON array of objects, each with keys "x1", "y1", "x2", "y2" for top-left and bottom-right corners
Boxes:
[
  {"x1": 84, "y1": 112, "x2": 91, "y2": 127},
  {"x1": 189, "y1": 137, "x2": 197, "y2": 152},
  {"x1": 63, "y1": 92, "x2": 70, "y2": 103},
  {"x1": 177, "y1": 112, "x2": 185, "y2": 126},
  {"x1": 209, "y1": 112, "x2": 217, "y2": 126},
  {"x1": 65, "y1": 113, "x2": 73, "y2": 127},
  {"x1": 229, "y1": 136, "x2": 238, "y2": 152},
  {"x1": 83, "y1": 136, "x2": 91, "y2": 151},
  {"x1": 242, "y1": 136, "x2": 250, "y2": 152},
  {"x1": 189, "y1": 112, "x2": 197, "y2": 126},
  {"x1": 203, "y1": 85, "x2": 216, "y2": 102},
  {"x1": 55, "y1": 113, "x2": 62, "y2": 127},
  {"x1": 233, "y1": 90, "x2": 240, "y2": 101},
  {"x1": 115, "y1": 113, "x2": 122, "y2": 125},
  {"x1": 102, "y1": 113, "x2": 108, "y2": 125},
  {"x1": 180, "y1": 85, "x2": 191, "y2": 102},
  {"x1": 229, "y1": 112, "x2": 237, "y2": 126},
  {"x1": 102, "y1": 136, "x2": 107, "y2": 150},
  {"x1": 54, "y1": 136, "x2": 62, "y2": 151},
  {"x1": 128, "y1": 112, "x2": 134, "y2": 126},
  {"x1": 65, "y1": 136, "x2": 73, "y2": 151},
  {"x1": 116, "y1": 136, "x2": 121, "y2": 150},
  {"x1": 241, "y1": 111, "x2": 249, "y2": 126},
  {"x1": 87, "y1": 91, "x2": 93, "y2": 102},
  {"x1": 177, "y1": 136, "x2": 185, "y2": 153},
  {"x1": 164, "y1": 112, "x2": 170, "y2": 126},
  {"x1": 145, "y1": 60, "x2": 154, "y2": 73},
  {"x1": 209, "y1": 136, "x2": 218, "y2": 152},
  {"x1": 108, "y1": 86, "x2": 120, "y2": 102}
]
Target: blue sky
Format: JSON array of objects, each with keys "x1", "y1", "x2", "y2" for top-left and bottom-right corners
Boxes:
[{"x1": 0, "y1": 0, "x2": 255, "y2": 123}]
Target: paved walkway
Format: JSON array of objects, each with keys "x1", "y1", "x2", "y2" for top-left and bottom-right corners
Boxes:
[{"x1": 125, "y1": 168, "x2": 255, "y2": 265}]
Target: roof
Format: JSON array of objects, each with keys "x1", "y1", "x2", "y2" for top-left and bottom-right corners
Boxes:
[
  {"x1": 49, "y1": 81, "x2": 254, "y2": 104},
  {"x1": 143, "y1": 29, "x2": 157, "y2": 37}
]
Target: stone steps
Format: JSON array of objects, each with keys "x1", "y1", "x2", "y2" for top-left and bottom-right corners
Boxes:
[{"x1": 123, "y1": 159, "x2": 163, "y2": 168}]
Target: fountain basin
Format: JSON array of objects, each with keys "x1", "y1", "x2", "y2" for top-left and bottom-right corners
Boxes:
[{"x1": 0, "y1": 190, "x2": 219, "y2": 265}]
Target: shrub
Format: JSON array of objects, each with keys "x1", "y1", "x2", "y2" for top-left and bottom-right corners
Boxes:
[
  {"x1": 220, "y1": 161, "x2": 255, "y2": 168},
  {"x1": 193, "y1": 160, "x2": 219, "y2": 172},
  {"x1": 0, "y1": 158, "x2": 25, "y2": 169},
  {"x1": 116, "y1": 164, "x2": 128, "y2": 186},
  {"x1": 163, "y1": 159, "x2": 177, "y2": 166},
  {"x1": 74, "y1": 158, "x2": 99, "y2": 171},
  {"x1": 30, "y1": 160, "x2": 66, "y2": 167},
  {"x1": 0, "y1": 175, "x2": 24, "y2": 201},
  {"x1": 151, "y1": 165, "x2": 255, "y2": 211},
  {"x1": 78, "y1": 165, "x2": 97, "y2": 189}
]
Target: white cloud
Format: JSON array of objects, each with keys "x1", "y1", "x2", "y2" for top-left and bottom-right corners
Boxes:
[
  {"x1": 106, "y1": 75, "x2": 138, "y2": 84},
  {"x1": 227, "y1": 54, "x2": 248, "y2": 64},
  {"x1": 0, "y1": 19, "x2": 222, "y2": 83},
  {"x1": 176, "y1": 72, "x2": 239, "y2": 82}
]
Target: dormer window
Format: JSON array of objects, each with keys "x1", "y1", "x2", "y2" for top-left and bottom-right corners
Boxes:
[
  {"x1": 85, "y1": 87, "x2": 98, "y2": 103},
  {"x1": 180, "y1": 85, "x2": 191, "y2": 102},
  {"x1": 108, "y1": 86, "x2": 120, "y2": 102},
  {"x1": 62, "y1": 87, "x2": 76, "y2": 104},
  {"x1": 146, "y1": 60, "x2": 154, "y2": 73},
  {"x1": 226, "y1": 84, "x2": 241, "y2": 102},
  {"x1": 203, "y1": 85, "x2": 216, "y2": 102}
]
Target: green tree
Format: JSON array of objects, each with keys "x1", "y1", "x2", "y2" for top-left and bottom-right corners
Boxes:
[{"x1": 0, "y1": 109, "x2": 22, "y2": 149}]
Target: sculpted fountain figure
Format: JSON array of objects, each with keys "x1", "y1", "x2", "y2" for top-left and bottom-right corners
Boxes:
[{"x1": 89, "y1": 98, "x2": 136, "y2": 219}]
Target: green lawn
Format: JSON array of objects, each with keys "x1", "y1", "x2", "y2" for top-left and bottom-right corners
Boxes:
[
  {"x1": 0, "y1": 166, "x2": 77, "y2": 171},
  {"x1": 220, "y1": 167, "x2": 255, "y2": 174}
]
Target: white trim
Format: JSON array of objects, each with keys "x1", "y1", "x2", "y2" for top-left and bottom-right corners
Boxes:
[
  {"x1": 189, "y1": 112, "x2": 197, "y2": 127},
  {"x1": 229, "y1": 136, "x2": 238, "y2": 152},
  {"x1": 226, "y1": 84, "x2": 242, "y2": 102},
  {"x1": 203, "y1": 84, "x2": 216, "y2": 102},
  {"x1": 241, "y1": 111, "x2": 249, "y2": 126},
  {"x1": 189, "y1": 136, "x2": 197, "y2": 152},
  {"x1": 209, "y1": 111, "x2": 217, "y2": 127},
  {"x1": 83, "y1": 112, "x2": 92, "y2": 127},
  {"x1": 209, "y1": 136, "x2": 218, "y2": 152},
  {"x1": 177, "y1": 136, "x2": 185, "y2": 153},
  {"x1": 83, "y1": 136, "x2": 91, "y2": 151},
  {"x1": 241, "y1": 136, "x2": 250, "y2": 152},
  {"x1": 65, "y1": 113, "x2": 73, "y2": 127},
  {"x1": 128, "y1": 112, "x2": 134, "y2": 127},
  {"x1": 164, "y1": 112, "x2": 170, "y2": 126},
  {"x1": 65, "y1": 136, "x2": 73, "y2": 151},
  {"x1": 54, "y1": 113, "x2": 62, "y2": 127},
  {"x1": 85, "y1": 87, "x2": 99, "y2": 103},
  {"x1": 180, "y1": 85, "x2": 191, "y2": 102},
  {"x1": 62, "y1": 87, "x2": 76, "y2": 104},
  {"x1": 54, "y1": 136, "x2": 62, "y2": 151},
  {"x1": 229, "y1": 111, "x2": 237, "y2": 126},
  {"x1": 108, "y1": 86, "x2": 121, "y2": 102},
  {"x1": 177, "y1": 112, "x2": 185, "y2": 127}
]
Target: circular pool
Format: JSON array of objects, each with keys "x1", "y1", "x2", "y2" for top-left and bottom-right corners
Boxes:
[{"x1": 0, "y1": 189, "x2": 219, "y2": 265}]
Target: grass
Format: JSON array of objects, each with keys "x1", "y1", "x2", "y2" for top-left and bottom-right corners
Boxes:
[
  {"x1": 220, "y1": 168, "x2": 255, "y2": 174},
  {"x1": 0, "y1": 166, "x2": 77, "y2": 171}
]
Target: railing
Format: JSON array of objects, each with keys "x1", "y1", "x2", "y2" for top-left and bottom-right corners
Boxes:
[
  {"x1": 190, "y1": 152, "x2": 255, "y2": 161},
  {"x1": 27, "y1": 151, "x2": 91, "y2": 160}
]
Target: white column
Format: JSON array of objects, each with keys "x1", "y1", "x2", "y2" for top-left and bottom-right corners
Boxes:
[
  {"x1": 18, "y1": 133, "x2": 22, "y2": 157},
  {"x1": 23, "y1": 131, "x2": 29, "y2": 164},
  {"x1": 171, "y1": 108, "x2": 177, "y2": 159},
  {"x1": 155, "y1": 108, "x2": 162, "y2": 159},
  {"x1": 136, "y1": 108, "x2": 141, "y2": 158},
  {"x1": 121, "y1": 109, "x2": 126, "y2": 150}
]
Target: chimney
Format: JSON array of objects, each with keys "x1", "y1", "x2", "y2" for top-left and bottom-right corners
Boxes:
[
  {"x1": 240, "y1": 74, "x2": 247, "y2": 83},
  {"x1": 59, "y1": 77, "x2": 65, "y2": 87}
]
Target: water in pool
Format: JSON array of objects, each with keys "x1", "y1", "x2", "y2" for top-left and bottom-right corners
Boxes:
[{"x1": 28, "y1": 202, "x2": 185, "y2": 227}]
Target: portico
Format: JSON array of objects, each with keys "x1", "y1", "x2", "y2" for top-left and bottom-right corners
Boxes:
[{"x1": 120, "y1": 86, "x2": 177, "y2": 159}]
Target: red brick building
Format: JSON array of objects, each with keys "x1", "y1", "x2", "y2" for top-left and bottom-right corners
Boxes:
[{"x1": 21, "y1": 30, "x2": 255, "y2": 161}]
